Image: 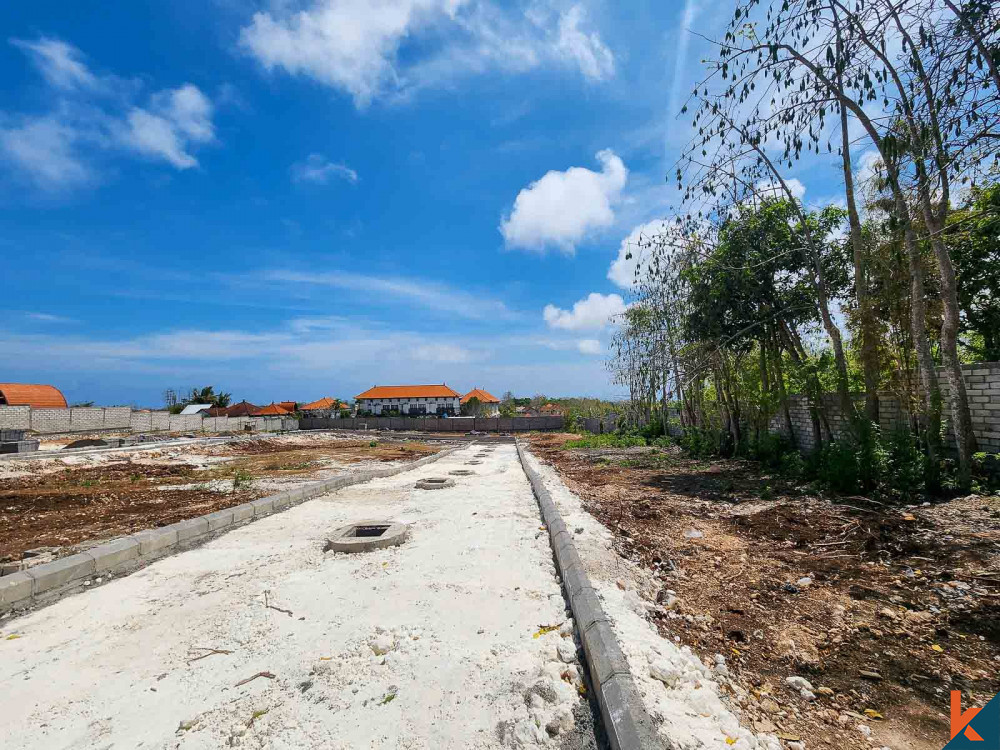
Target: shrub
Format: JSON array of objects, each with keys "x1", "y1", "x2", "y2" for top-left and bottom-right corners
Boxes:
[{"x1": 562, "y1": 433, "x2": 647, "y2": 449}]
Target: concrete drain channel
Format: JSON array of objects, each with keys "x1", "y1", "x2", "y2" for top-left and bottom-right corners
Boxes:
[
  {"x1": 415, "y1": 477, "x2": 455, "y2": 490},
  {"x1": 324, "y1": 521, "x2": 409, "y2": 553}
]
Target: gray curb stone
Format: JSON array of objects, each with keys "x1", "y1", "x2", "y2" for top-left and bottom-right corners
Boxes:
[
  {"x1": 27, "y1": 553, "x2": 96, "y2": 595},
  {"x1": 132, "y1": 527, "x2": 178, "y2": 556},
  {"x1": 0, "y1": 572, "x2": 33, "y2": 606},
  {"x1": 0, "y1": 442, "x2": 465, "y2": 617},
  {"x1": 92, "y1": 537, "x2": 140, "y2": 573},
  {"x1": 203, "y1": 509, "x2": 235, "y2": 533},
  {"x1": 171, "y1": 517, "x2": 209, "y2": 542},
  {"x1": 515, "y1": 439, "x2": 663, "y2": 750}
]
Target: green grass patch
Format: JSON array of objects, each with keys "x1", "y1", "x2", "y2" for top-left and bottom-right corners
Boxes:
[{"x1": 562, "y1": 433, "x2": 648, "y2": 450}]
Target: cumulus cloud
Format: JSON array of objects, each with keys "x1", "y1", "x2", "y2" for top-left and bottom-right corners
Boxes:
[
  {"x1": 291, "y1": 153, "x2": 359, "y2": 184},
  {"x1": 238, "y1": 1, "x2": 614, "y2": 107},
  {"x1": 543, "y1": 292, "x2": 627, "y2": 331},
  {"x1": 607, "y1": 219, "x2": 668, "y2": 289},
  {"x1": 577, "y1": 338, "x2": 602, "y2": 355},
  {"x1": 500, "y1": 149, "x2": 627, "y2": 254},
  {"x1": 121, "y1": 85, "x2": 215, "y2": 169},
  {"x1": 1, "y1": 37, "x2": 217, "y2": 190}
]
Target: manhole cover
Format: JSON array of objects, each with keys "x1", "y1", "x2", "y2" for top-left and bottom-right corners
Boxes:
[
  {"x1": 465, "y1": 460, "x2": 482, "y2": 465},
  {"x1": 415, "y1": 477, "x2": 455, "y2": 490},
  {"x1": 448, "y1": 469, "x2": 475, "y2": 476},
  {"x1": 474, "y1": 453, "x2": 488, "y2": 458},
  {"x1": 324, "y1": 520, "x2": 409, "y2": 553}
]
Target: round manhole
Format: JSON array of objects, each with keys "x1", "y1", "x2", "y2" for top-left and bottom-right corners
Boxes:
[
  {"x1": 415, "y1": 477, "x2": 455, "y2": 490},
  {"x1": 324, "y1": 520, "x2": 409, "y2": 553},
  {"x1": 465, "y1": 460, "x2": 482, "y2": 465},
  {"x1": 473, "y1": 453, "x2": 488, "y2": 458},
  {"x1": 448, "y1": 469, "x2": 475, "y2": 476}
]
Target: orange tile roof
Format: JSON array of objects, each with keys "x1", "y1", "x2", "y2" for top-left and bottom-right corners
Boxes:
[
  {"x1": 300, "y1": 396, "x2": 346, "y2": 411},
  {"x1": 355, "y1": 384, "x2": 461, "y2": 400},
  {"x1": 253, "y1": 402, "x2": 293, "y2": 416},
  {"x1": 0, "y1": 383, "x2": 68, "y2": 409},
  {"x1": 461, "y1": 388, "x2": 500, "y2": 404},
  {"x1": 277, "y1": 401, "x2": 297, "y2": 412},
  {"x1": 540, "y1": 403, "x2": 563, "y2": 413}
]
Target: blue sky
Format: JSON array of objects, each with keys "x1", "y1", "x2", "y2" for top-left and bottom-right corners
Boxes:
[{"x1": 1, "y1": 0, "x2": 732, "y2": 407}]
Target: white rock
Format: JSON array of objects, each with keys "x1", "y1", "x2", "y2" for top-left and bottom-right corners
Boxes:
[
  {"x1": 557, "y1": 639, "x2": 577, "y2": 664},
  {"x1": 800, "y1": 689, "x2": 816, "y2": 701},
  {"x1": 785, "y1": 676, "x2": 814, "y2": 692},
  {"x1": 797, "y1": 577, "x2": 813, "y2": 588},
  {"x1": 858, "y1": 724, "x2": 872, "y2": 738},
  {"x1": 559, "y1": 620, "x2": 574, "y2": 637},
  {"x1": 788, "y1": 742, "x2": 805, "y2": 750},
  {"x1": 370, "y1": 634, "x2": 394, "y2": 655},
  {"x1": 684, "y1": 529, "x2": 704, "y2": 539}
]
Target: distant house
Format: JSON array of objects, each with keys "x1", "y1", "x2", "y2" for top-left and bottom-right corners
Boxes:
[
  {"x1": 355, "y1": 384, "x2": 461, "y2": 416},
  {"x1": 461, "y1": 388, "x2": 500, "y2": 417},
  {"x1": 277, "y1": 401, "x2": 297, "y2": 413},
  {"x1": 0, "y1": 383, "x2": 68, "y2": 409},
  {"x1": 253, "y1": 403, "x2": 294, "y2": 416},
  {"x1": 207, "y1": 400, "x2": 259, "y2": 418},
  {"x1": 179, "y1": 403, "x2": 213, "y2": 416},
  {"x1": 540, "y1": 403, "x2": 563, "y2": 416},
  {"x1": 300, "y1": 397, "x2": 349, "y2": 417}
]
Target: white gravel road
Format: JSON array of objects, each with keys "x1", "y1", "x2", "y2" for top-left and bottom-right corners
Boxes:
[{"x1": 0, "y1": 443, "x2": 596, "y2": 750}]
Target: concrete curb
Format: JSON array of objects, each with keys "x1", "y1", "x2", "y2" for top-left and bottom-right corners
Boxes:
[
  {"x1": 0, "y1": 443, "x2": 465, "y2": 616},
  {"x1": 515, "y1": 439, "x2": 663, "y2": 750}
]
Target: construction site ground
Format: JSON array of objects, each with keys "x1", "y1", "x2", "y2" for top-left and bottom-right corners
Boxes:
[
  {"x1": 0, "y1": 443, "x2": 599, "y2": 750},
  {"x1": 0, "y1": 432, "x2": 439, "y2": 563},
  {"x1": 528, "y1": 433, "x2": 1000, "y2": 750}
]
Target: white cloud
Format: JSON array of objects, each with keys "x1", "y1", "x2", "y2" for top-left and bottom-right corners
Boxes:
[
  {"x1": 608, "y1": 219, "x2": 667, "y2": 289},
  {"x1": 543, "y1": 292, "x2": 626, "y2": 331},
  {"x1": 121, "y1": 84, "x2": 214, "y2": 169},
  {"x1": 577, "y1": 338, "x2": 601, "y2": 355},
  {"x1": 238, "y1": 1, "x2": 614, "y2": 107},
  {"x1": 291, "y1": 153, "x2": 359, "y2": 184},
  {"x1": 11, "y1": 37, "x2": 101, "y2": 91},
  {"x1": 554, "y1": 6, "x2": 614, "y2": 81},
  {"x1": 755, "y1": 177, "x2": 806, "y2": 201},
  {"x1": 500, "y1": 149, "x2": 627, "y2": 254},
  {"x1": 2, "y1": 38, "x2": 217, "y2": 189},
  {"x1": 25, "y1": 311, "x2": 78, "y2": 324},
  {"x1": 263, "y1": 268, "x2": 517, "y2": 322},
  {"x1": 0, "y1": 115, "x2": 92, "y2": 189}
]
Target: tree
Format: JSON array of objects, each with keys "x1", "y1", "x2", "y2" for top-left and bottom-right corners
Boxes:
[
  {"x1": 185, "y1": 386, "x2": 232, "y2": 408},
  {"x1": 948, "y1": 182, "x2": 1000, "y2": 360},
  {"x1": 461, "y1": 397, "x2": 481, "y2": 417}
]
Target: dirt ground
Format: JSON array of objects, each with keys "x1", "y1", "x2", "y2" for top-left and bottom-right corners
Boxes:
[
  {"x1": 529, "y1": 433, "x2": 1000, "y2": 750},
  {"x1": 0, "y1": 434, "x2": 439, "y2": 562}
]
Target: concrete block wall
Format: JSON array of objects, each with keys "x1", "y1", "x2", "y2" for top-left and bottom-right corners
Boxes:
[
  {"x1": 299, "y1": 415, "x2": 565, "y2": 432},
  {"x1": 0, "y1": 406, "x2": 31, "y2": 430}
]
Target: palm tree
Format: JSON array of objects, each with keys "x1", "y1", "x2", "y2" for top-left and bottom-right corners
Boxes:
[{"x1": 186, "y1": 386, "x2": 232, "y2": 408}]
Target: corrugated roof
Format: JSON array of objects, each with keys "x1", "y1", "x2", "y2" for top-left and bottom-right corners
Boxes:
[
  {"x1": 179, "y1": 404, "x2": 213, "y2": 415},
  {"x1": 253, "y1": 403, "x2": 293, "y2": 416},
  {"x1": 0, "y1": 383, "x2": 68, "y2": 409},
  {"x1": 300, "y1": 396, "x2": 346, "y2": 411},
  {"x1": 461, "y1": 388, "x2": 500, "y2": 404},
  {"x1": 355, "y1": 384, "x2": 461, "y2": 400}
]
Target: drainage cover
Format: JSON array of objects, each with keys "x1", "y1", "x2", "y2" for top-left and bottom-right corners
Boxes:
[
  {"x1": 465, "y1": 460, "x2": 482, "y2": 465},
  {"x1": 473, "y1": 453, "x2": 488, "y2": 458},
  {"x1": 448, "y1": 469, "x2": 475, "y2": 476},
  {"x1": 324, "y1": 520, "x2": 409, "y2": 553},
  {"x1": 415, "y1": 477, "x2": 455, "y2": 490}
]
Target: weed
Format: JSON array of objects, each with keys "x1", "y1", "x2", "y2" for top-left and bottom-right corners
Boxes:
[
  {"x1": 129, "y1": 473, "x2": 141, "y2": 483},
  {"x1": 562, "y1": 433, "x2": 646, "y2": 449},
  {"x1": 232, "y1": 468, "x2": 254, "y2": 490},
  {"x1": 369, "y1": 440, "x2": 378, "y2": 448}
]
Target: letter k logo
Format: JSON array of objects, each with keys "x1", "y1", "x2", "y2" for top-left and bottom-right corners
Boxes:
[{"x1": 953, "y1": 691, "x2": 985, "y2": 741}]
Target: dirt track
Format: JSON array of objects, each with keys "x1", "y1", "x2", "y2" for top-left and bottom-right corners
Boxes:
[{"x1": 529, "y1": 433, "x2": 1000, "y2": 750}]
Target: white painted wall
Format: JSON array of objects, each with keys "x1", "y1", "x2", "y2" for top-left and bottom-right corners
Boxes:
[{"x1": 356, "y1": 397, "x2": 460, "y2": 415}]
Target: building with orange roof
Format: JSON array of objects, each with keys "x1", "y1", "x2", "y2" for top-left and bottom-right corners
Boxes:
[
  {"x1": 355, "y1": 384, "x2": 461, "y2": 417},
  {"x1": 461, "y1": 388, "x2": 500, "y2": 416},
  {"x1": 0, "y1": 383, "x2": 68, "y2": 409},
  {"x1": 252, "y1": 402, "x2": 293, "y2": 416},
  {"x1": 300, "y1": 396, "x2": 349, "y2": 417},
  {"x1": 540, "y1": 402, "x2": 563, "y2": 416}
]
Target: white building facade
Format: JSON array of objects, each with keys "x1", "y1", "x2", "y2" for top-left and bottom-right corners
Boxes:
[{"x1": 354, "y1": 384, "x2": 462, "y2": 416}]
